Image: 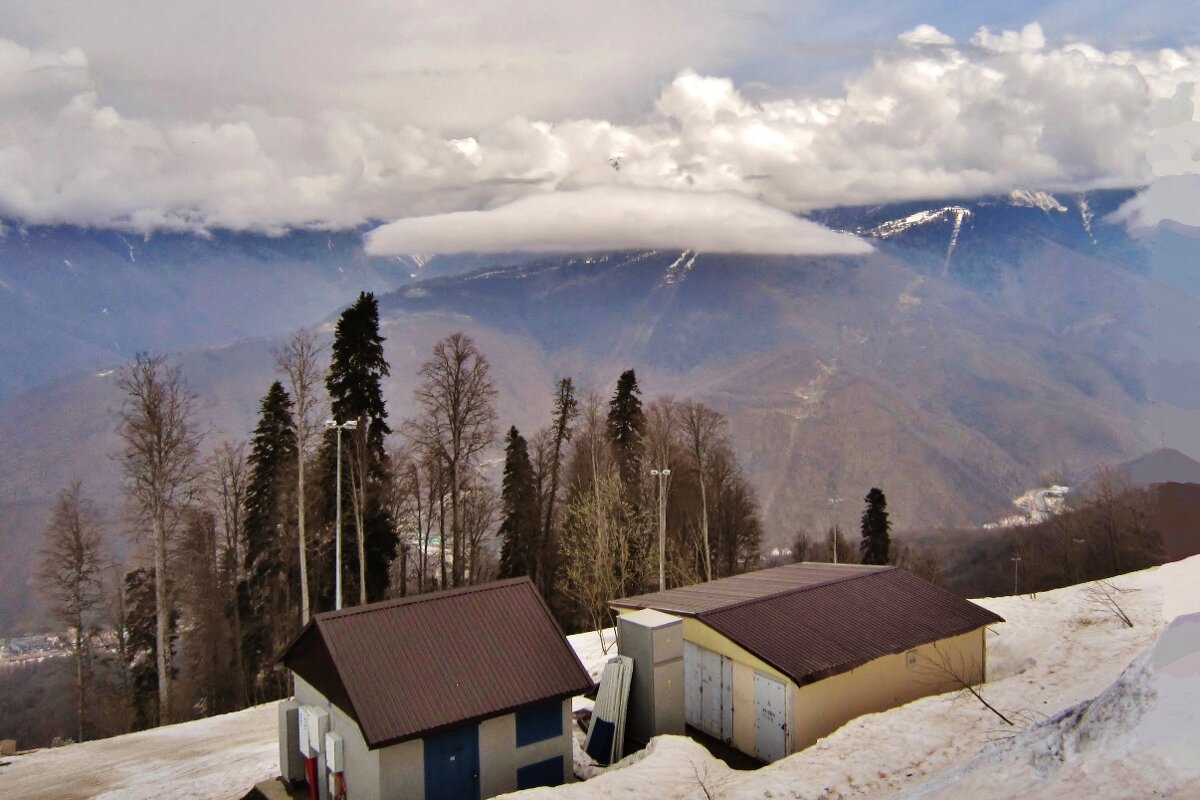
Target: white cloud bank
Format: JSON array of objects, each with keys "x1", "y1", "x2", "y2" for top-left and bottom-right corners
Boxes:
[
  {"x1": 0, "y1": 21, "x2": 1198, "y2": 234},
  {"x1": 364, "y1": 187, "x2": 873, "y2": 255}
]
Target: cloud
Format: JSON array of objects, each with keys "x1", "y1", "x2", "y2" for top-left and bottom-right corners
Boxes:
[
  {"x1": 364, "y1": 187, "x2": 872, "y2": 256},
  {"x1": 1115, "y1": 79, "x2": 1200, "y2": 229},
  {"x1": 0, "y1": 18, "x2": 1198, "y2": 234}
]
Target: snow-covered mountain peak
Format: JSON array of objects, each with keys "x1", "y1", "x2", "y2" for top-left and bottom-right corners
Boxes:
[
  {"x1": 1008, "y1": 189, "x2": 1067, "y2": 212},
  {"x1": 867, "y1": 206, "x2": 972, "y2": 239}
]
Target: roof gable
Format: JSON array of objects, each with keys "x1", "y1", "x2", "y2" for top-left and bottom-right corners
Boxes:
[{"x1": 282, "y1": 578, "x2": 594, "y2": 748}]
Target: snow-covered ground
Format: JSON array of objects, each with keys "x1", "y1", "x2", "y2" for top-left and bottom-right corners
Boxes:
[
  {"x1": 0, "y1": 702, "x2": 276, "y2": 800},
  {"x1": 515, "y1": 556, "x2": 1200, "y2": 800},
  {"x1": 4, "y1": 557, "x2": 1197, "y2": 800}
]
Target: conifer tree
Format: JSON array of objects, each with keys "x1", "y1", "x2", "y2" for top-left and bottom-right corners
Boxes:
[
  {"x1": 321, "y1": 292, "x2": 397, "y2": 602},
  {"x1": 860, "y1": 487, "x2": 891, "y2": 565},
  {"x1": 497, "y1": 427, "x2": 539, "y2": 580},
  {"x1": 606, "y1": 369, "x2": 645, "y2": 493},
  {"x1": 124, "y1": 567, "x2": 177, "y2": 729},
  {"x1": 241, "y1": 381, "x2": 297, "y2": 696},
  {"x1": 538, "y1": 378, "x2": 577, "y2": 599}
]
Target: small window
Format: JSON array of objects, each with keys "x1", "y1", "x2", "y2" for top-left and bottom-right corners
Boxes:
[
  {"x1": 515, "y1": 702, "x2": 562, "y2": 747},
  {"x1": 516, "y1": 756, "x2": 563, "y2": 790}
]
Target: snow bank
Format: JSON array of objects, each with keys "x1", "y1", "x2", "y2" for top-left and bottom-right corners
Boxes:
[{"x1": 903, "y1": 612, "x2": 1200, "y2": 799}]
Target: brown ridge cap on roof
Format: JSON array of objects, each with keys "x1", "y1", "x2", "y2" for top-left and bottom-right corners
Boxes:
[
  {"x1": 611, "y1": 562, "x2": 889, "y2": 616},
  {"x1": 692, "y1": 565, "x2": 900, "y2": 617},
  {"x1": 313, "y1": 577, "x2": 534, "y2": 622},
  {"x1": 274, "y1": 578, "x2": 538, "y2": 668}
]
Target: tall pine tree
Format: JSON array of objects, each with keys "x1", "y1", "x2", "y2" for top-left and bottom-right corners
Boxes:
[
  {"x1": 497, "y1": 427, "x2": 539, "y2": 580},
  {"x1": 321, "y1": 291, "x2": 397, "y2": 603},
  {"x1": 241, "y1": 381, "x2": 297, "y2": 698},
  {"x1": 538, "y1": 378, "x2": 577, "y2": 600},
  {"x1": 607, "y1": 369, "x2": 645, "y2": 494},
  {"x1": 860, "y1": 487, "x2": 891, "y2": 565}
]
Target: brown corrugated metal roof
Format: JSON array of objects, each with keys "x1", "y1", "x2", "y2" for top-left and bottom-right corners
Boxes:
[
  {"x1": 281, "y1": 578, "x2": 595, "y2": 749},
  {"x1": 613, "y1": 564, "x2": 1003, "y2": 687},
  {"x1": 611, "y1": 562, "x2": 889, "y2": 615}
]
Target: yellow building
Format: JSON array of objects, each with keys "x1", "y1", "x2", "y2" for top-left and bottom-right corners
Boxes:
[{"x1": 612, "y1": 563, "x2": 1003, "y2": 762}]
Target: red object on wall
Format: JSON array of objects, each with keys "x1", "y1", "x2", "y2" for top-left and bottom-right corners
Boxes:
[{"x1": 304, "y1": 756, "x2": 318, "y2": 800}]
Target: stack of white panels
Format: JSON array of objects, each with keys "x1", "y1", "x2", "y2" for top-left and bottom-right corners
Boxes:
[{"x1": 584, "y1": 655, "x2": 634, "y2": 765}]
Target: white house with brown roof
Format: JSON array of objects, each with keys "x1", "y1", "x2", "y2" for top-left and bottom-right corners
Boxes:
[
  {"x1": 279, "y1": 578, "x2": 594, "y2": 800},
  {"x1": 612, "y1": 563, "x2": 1003, "y2": 762}
]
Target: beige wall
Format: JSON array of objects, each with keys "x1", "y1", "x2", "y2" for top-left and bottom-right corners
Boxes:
[
  {"x1": 478, "y1": 700, "x2": 574, "y2": 798},
  {"x1": 378, "y1": 739, "x2": 424, "y2": 800},
  {"x1": 787, "y1": 628, "x2": 987, "y2": 751},
  {"x1": 660, "y1": 620, "x2": 989, "y2": 759}
]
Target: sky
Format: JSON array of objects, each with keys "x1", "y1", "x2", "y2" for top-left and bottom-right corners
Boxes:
[{"x1": 0, "y1": 1, "x2": 1198, "y2": 253}]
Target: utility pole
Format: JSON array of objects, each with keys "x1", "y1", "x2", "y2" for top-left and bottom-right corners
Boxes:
[
  {"x1": 828, "y1": 497, "x2": 843, "y2": 564},
  {"x1": 1011, "y1": 554, "x2": 1022, "y2": 596},
  {"x1": 325, "y1": 418, "x2": 358, "y2": 610},
  {"x1": 650, "y1": 468, "x2": 671, "y2": 591}
]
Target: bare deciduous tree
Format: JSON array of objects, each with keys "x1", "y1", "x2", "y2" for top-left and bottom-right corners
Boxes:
[
  {"x1": 917, "y1": 641, "x2": 1013, "y2": 726},
  {"x1": 347, "y1": 425, "x2": 371, "y2": 604},
  {"x1": 384, "y1": 444, "x2": 420, "y2": 597},
  {"x1": 274, "y1": 330, "x2": 325, "y2": 624},
  {"x1": 38, "y1": 481, "x2": 106, "y2": 742},
  {"x1": 117, "y1": 353, "x2": 204, "y2": 724},
  {"x1": 407, "y1": 332, "x2": 498, "y2": 587},
  {"x1": 680, "y1": 400, "x2": 725, "y2": 581},
  {"x1": 559, "y1": 471, "x2": 649, "y2": 651},
  {"x1": 208, "y1": 440, "x2": 248, "y2": 705},
  {"x1": 1085, "y1": 579, "x2": 1134, "y2": 628}
]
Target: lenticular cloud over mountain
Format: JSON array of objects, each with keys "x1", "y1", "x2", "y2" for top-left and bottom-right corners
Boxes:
[{"x1": 364, "y1": 187, "x2": 873, "y2": 256}]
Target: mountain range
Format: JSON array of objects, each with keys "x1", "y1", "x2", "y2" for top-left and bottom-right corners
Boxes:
[{"x1": 3, "y1": 187, "x2": 1197, "y2": 635}]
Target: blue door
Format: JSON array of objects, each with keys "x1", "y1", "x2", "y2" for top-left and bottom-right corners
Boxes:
[{"x1": 423, "y1": 725, "x2": 480, "y2": 800}]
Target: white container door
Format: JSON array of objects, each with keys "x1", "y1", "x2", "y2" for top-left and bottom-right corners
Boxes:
[
  {"x1": 684, "y1": 642, "x2": 734, "y2": 743},
  {"x1": 754, "y1": 673, "x2": 788, "y2": 763},
  {"x1": 701, "y1": 648, "x2": 722, "y2": 736},
  {"x1": 720, "y1": 656, "x2": 734, "y2": 743},
  {"x1": 684, "y1": 641, "x2": 703, "y2": 729}
]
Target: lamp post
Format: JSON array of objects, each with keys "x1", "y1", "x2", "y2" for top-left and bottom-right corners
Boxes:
[
  {"x1": 325, "y1": 418, "x2": 358, "y2": 610},
  {"x1": 1011, "y1": 554, "x2": 1022, "y2": 596},
  {"x1": 650, "y1": 468, "x2": 671, "y2": 591},
  {"x1": 827, "y1": 497, "x2": 844, "y2": 564}
]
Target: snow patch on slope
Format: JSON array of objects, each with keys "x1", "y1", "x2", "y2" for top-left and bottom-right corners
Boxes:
[
  {"x1": 868, "y1": 206, "x2": 972, "y2": 239},
  {"x1": 1008, "y1": 189, "x2": 1067, "y2": 212},
  {"x1": 660, "y1": 249, "x2": 698, "y2": 286},
  {"x1": 1077, "y1": 196, "x2": 1098, "y2": 244}
]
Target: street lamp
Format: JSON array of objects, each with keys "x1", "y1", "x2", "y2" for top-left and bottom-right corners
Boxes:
[
  {"x1": 650, "y1": 468, "x2": 671, "y2": 591},
  {"x1": 325, "y1": 418, "x2": 358, "y2": 610},
  {"x1": 827, "y1": 497, "x2": 844, "y2": 564},
  {"x1": 1011, "y1": 554, "x2": 1022, "y2": 596}
]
